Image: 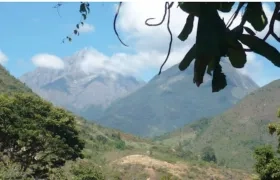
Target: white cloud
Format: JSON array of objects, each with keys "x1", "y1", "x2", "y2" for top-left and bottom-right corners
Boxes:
[
  {"x1": 78, "y1": 47, "x2": 186, "y2": 76},
  {"x1": 32, "y1": 54, "x2": 64, "y2": 69},
  {"x1": 79, "y1": 23, "x2": 94, "y2": 33},
  {"x1": 0, "y1": 50, "x2": 8, "y2": 65}
]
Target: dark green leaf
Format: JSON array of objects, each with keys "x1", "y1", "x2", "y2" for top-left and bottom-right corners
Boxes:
[
  {"x1": 196, "y1": 4, "x2": 221, "y2": 57},
  {"x1": 81, "y1": 22, "x2": 84, "y2": 26},
  {"x1": 74, "y1": 30, "x2": 78, "y2": 35},
  {"x1": 82, "y1": 14, "x2": 86, "y2": 20},
  {"x1": 212, "y1": 62, "x2": 227, "y2": 92},
  {"x1": 207, "y1": 59, "x2": 216, "y2": 76},
  {"x1": 239, "y1": 34, "x2": 280, "y2": 67},
  {"x1": 216, "y1": 2, "x2": 235, "y2": 12},
  {"x1": 244, "y1": 26, "x2": 256, "y2": 36},
  {"x1": 226, "y1": 30, "x2": 243, "y2": 49},
  {"x1": 193, "y1": 55, "x2": 214, "y2": 87},
  {"x1": 76, "y1": 24, "x2": 79, "y2": 29},
  {"x1": 86, "y1": 3, "x2": 90, "y2": 13},
  {"x1": 276, "y1": 12, "x2": 280, "y2": 21},
  {"x1": 227, "y1": 47, "x2": 247, "y2": 68},
  {"x1": 231, "y1": 25, "x2": 244, "y2": 39},
  {"x1": 178, "y1": 14, "x2": 194, "y2": 41},
  {"x1": 179, "y1": 2, "x2": 200, "y2": 17},
  {"x1": 244, "y1": 3, "x2": 268, "y2": 32},
  {"x1": 193, "y1": 60, "x2": 204, "y2": 87},
  {"x1": 80, "y1": 3, "x2": 87, "y2": 13},
  {"x1": 227, "y1": 36, "x2": 247, "y2": 69},
  {"x1": 179, "y1": 44, "x2": 196, "y2": 71}
]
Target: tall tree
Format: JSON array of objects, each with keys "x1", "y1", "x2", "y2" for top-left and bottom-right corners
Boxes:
[{"x1": 0, "y1": 93, "x2": 85, "y2": 178}]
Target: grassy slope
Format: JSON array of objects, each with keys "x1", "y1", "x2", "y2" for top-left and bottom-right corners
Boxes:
[
  {"x1": 157, "y1": 79, "x2": 280, "y2": 171},
  {"x1": 0, "y1": 65, "x2": 32, "y2": 93},
  {"x1": 0, "y1": 65, "x2": 253, "y2": 179},
  {"x1": 74, "y1": 117, "x2": 254, "y2": 179}
]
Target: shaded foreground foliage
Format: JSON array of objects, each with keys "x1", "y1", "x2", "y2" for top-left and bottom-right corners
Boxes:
[
  {"x1": 62, "y1": 2, "x2": 280, "y2": 93},
  {"x1": 0, "y1": 93, "x2": 85, "y2": 179},
  {"x1": 254, "y1": 109, "x2": 280, "y2": 180}
]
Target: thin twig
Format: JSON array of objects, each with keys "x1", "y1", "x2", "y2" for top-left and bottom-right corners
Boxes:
[
  {"x1": 114, "y1": 2, "x2": 128, "y2": 47},
  {"x1": 53, "y1": 3, "x2": 63, "y2": 18},
  {"x1": 263, "y1": 4, "x2": 280, "y2": 42}
]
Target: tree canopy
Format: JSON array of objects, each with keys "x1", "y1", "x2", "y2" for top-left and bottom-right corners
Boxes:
[
  {"x1": 254, "y1": 109, "x2": 280, "y2": 180},
  {"x1": 0, "y1": 93, "x2": 85, "y2": 179},
  {"x1": 61, "y1": 2, "x2": 280, "y2": 93}
]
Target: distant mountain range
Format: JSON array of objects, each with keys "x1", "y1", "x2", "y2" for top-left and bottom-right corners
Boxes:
[
  {"x1": 97, "y1": 61, "x2": 259, "y2": 137},
  {"x1": 20, "y1": 49, "x2": 145, "y2": 119},
  {"x1": 20, "y1": 52, "x2": 259, "y2": 137}
]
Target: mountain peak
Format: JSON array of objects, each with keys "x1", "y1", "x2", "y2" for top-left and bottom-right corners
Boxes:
[{"x1": 20, "y1": 49, "x2": 145, "y2": 117}]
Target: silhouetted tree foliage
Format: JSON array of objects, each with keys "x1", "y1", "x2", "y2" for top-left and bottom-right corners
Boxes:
[
  {"x1": 253, "y1": 109, "x2": 280, "y2": 180},
  {"x1": 59, "y1": 2, "x2": 280, "y2": 93},
  {"x1": 0, "y1": 93, "x2": 85, "y2": 178}
]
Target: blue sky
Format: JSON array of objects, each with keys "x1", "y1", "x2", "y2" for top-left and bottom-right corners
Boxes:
[
  {"x1": 0, "y1": 2, "x2": 279, "y2": 86},
  {"x1": 0, "y1": 2, "x2": 125, "y2": 76}
]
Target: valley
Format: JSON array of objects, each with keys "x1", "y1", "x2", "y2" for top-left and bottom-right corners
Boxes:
[
  {"x1": 1, "y1": 52, "x2": 279, "y2": 179},
  {"x1": 155, "y1": 79, "x2": 280, "y2": 170},
  {"x1": 1, "y1": 1, "x2": 280, "y2": 180},
  {"x1": 20, "y1": 53, "x2": 258, "y2": 137},
  {"x1": 0, "y1": 62, "x2": 260, "y2": 179}
]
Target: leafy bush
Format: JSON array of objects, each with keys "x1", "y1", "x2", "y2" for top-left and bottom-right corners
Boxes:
[
  {"x1": 70, "y1": 159, "x2": 105, "y2": 180},
  {"x1": 201, "y1": 146, "x2": 217, "y2": 163},
  {"x1": 253, "y1": 109, "x2": 280, "y2": 180},
  {"x1": 115, "y1": 140, "x2": 126, "y2": 150}
]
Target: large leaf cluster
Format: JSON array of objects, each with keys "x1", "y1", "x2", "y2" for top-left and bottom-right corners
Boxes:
[
  {"x1": 0, "y1": 93, "x2": 85, "y2": 178},
  {"x1": 177, "y1": 2, "x2": 280, "y2": 92}
]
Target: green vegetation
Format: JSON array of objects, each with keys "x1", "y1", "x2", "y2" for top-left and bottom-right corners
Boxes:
[
  {"x1": 0, "y1": 93, "x2": 84, "y2": 179},
  {"x1": 0, "y1": 63, "x2": 259, "y2": 179},
  {"x1": 0, "y1": 65, "x2": 32, "y2": 93},
  {"x1": 201, "y1": 146, "x2": 217, "y2": 163},
  {"x1": 253, "y1": 109, "x2": 280, "y2": 180},
  {"x1": 156, "y1": 80, "x2": 280, "y2": 171}
]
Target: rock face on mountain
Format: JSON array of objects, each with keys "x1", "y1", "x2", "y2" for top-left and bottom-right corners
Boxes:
[
  {"x1": 98, "y1": 61, "x2": 259, "y2": 137},
  {"x1": 20, "y1": 50, "x2": 145, "y2": 118}
]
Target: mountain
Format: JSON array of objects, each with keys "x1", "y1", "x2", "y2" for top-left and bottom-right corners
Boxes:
[
  {"x1": 20, "y1": 49, "x2": 145, "y2": 119},
  {"x1": 156, "y1": 79, "x2": 280, "y2": 170},
  {"x1": 0, "y1": 64, "x2": 253, "y2": 179},
  {"x1": 98, "y1": 61, "x2": 259, "y2": 137}
]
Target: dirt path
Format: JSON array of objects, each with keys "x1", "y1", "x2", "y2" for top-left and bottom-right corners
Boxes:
[
  {"x1": 113, "y1": 154, "x2": 188, "y2": 178},
  {"x1": 112, "y1": 154, "x2": 254, "y2": 180}
]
